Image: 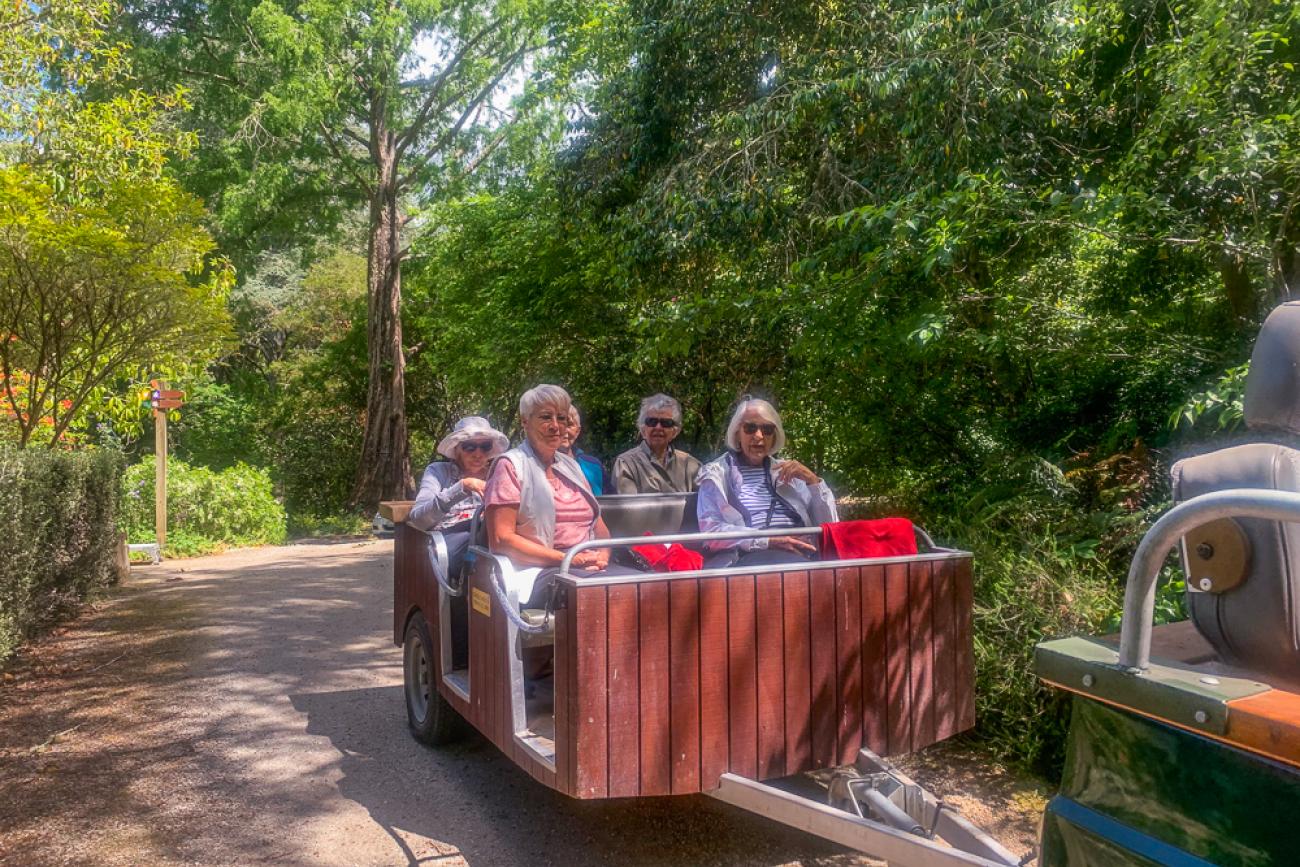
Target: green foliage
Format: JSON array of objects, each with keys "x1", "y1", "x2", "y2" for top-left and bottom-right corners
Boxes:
[
  {"x1": 120, "y1": 458, "x2": 287, "y2": 553},
  {"x1": 0, "y1": 448, "x2": 124, "y2": 662},
  {"x1": 1170, "y1": 363, "x2": 1250, "y2": 435},
  {"x1": 0, "y1": 0, "x2": 232, "y2": 448}
]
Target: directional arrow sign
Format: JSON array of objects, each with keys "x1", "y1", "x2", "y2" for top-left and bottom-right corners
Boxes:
[
  {"x1": 151, "y1": 389, "x2": 185, "y2": 401},
  {"x1": 152, "y1": 399, "x2": 184, "y2": 410}
]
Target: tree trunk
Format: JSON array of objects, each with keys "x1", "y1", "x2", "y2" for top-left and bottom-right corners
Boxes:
[{"x1": 351, "y1": 121, "x2": 414, "y2": 510}]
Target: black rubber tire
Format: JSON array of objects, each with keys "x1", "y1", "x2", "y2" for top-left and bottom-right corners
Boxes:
[{"x1": 403, "y1": 611, "x2": 462, "y2": 745}]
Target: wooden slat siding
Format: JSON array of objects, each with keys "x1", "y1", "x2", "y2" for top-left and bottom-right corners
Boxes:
[
  {"x1": 470, "y1": 569, "x2": 489, "y2": 739},
  {"x1": 835, "y1": 566, "x2": 865, "y2": 765},
  {"x1": 755, "y1": 571, "x2": 787, "y2": 779},
  {"x1": 554, "y1": 585, "x2": 574, "y2": 796},
  {"x1": 669, "y1": 579, "x2": 701, "y2": 795},
  {"x1": 860, "y1": 564, "x2": 888, "y2": 755},
  {"x1": 639, "y1": 581, "x2": 672, "y2": 796},
  {"x1": 782, "y1": 571, "x2": 812, "y2": 774},
  {"x1": 572, "y1": 586, "x2": 608, "y2": 798},
  {"x1": 884, "y1": 562, "x2": 913, "y2": 754},
  {"x1": 727, "y1": 574, "x2": 759, "y2": 779},
  {"x1": 954, "y1": 556, "x2": 976, "y2": 732},
  {"x1": 606, "y1": 584, "x2": 641, "y2": 797},
  {"x1": 698, "y1": 577, "x2": 730, "y2": 789},
  {"x1": 930, "y1": 558, "x2": 958, "y2": 742},
  {"x1": 908, "y1": 560, "x2": 937, "y2": 750},
  {"x1": 808, "y1": 568, "x2": 839, "y2": 769}
]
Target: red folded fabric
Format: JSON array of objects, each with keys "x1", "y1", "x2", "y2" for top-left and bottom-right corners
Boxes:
[
  {"x1": 659, "y1": 544, "x2": 703, "y2": 572},
  {"x1": 630, "y1": 541, "x2": 703, "y2": 572},
  {"x1": 822, "y1": 518, "x2": 917, "y2": 559},
  {"x1": 631, "y1": 542, "x2": 669, "y2": 568}
]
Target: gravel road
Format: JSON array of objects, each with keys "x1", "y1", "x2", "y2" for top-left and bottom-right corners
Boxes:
[{"x1": 1, "y1": 540, "x2": 884, "y2": 866}]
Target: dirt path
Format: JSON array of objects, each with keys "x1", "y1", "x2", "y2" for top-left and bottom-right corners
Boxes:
[{"x1": 0, "y1": 541, "x2": 1047, "y2": 866}]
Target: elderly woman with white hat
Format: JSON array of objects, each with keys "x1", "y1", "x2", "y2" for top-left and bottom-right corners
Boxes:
[{"x1": 409, "y1": 415, "x2": 510, "y2": 533}]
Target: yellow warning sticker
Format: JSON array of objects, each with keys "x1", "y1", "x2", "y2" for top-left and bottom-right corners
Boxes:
[{"x1": 471, "y1": 587, "x2": 491, "y2": 617}]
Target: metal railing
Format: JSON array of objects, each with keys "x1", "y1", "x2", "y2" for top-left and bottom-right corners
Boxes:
[{"x1": 1118, "y1": 488, "x2": 1300, "y2": 671}]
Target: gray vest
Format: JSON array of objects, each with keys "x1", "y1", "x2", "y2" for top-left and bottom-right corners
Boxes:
[{"x1": 500, "y1": 440, "x2": 600, "y2": 548}]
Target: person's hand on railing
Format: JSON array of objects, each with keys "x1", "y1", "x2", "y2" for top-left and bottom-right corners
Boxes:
[
  {"x1": 769, "y1": 535, "x2": 818, "y2": 554},
  {"x1": 570, "y1": 549, "x2": 610, "y2": 570}
]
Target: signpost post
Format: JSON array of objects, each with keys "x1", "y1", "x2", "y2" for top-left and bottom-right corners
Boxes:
[{"x1": 148, "y1": 382, "x2": 185, "y2": 553}]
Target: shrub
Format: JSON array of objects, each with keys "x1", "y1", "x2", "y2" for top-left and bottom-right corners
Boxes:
[
  {"x1": 121, "y1": 458, "x2": 286, "y2": 552},
  {"x1": 0, "y1": 448, "x2": 124, "y2": 662}
]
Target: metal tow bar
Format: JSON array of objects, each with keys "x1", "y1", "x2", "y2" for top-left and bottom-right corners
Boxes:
[{"x1": 708, "y1": 749, "x2": 1023, "y2": 867}]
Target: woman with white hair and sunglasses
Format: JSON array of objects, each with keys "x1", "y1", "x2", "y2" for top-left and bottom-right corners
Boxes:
[
  {"x1": 611, "y1": 393, "x2": 702, "y2": 494},
  {"x1": 695, "y1": 397, "x2": 838, "y2": 567},
  {"x1": 484, "y1": 384, "x2": 635, "y2": 608}
]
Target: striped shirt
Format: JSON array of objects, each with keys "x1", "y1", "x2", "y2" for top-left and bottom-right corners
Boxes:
[{"x1": 736, "y1": 463, "x2": 799, "y2": 529}]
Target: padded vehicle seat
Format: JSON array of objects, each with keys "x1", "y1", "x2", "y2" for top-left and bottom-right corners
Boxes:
[
  {"x1": 597, "y1": 492, "x2": 699, "y2": 538},
  {"x1": 1172, "y1": 302, "x2": 1300, "y2": 681}
]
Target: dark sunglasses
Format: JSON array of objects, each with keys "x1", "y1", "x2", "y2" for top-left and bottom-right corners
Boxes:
[
  {"x1": 459, "y1": 440, "x2": 494, "y2": 454},
  {"x1": 742, "y1": 422, "x2": 777, "y2": 436},
  {"x1": 643, "y1": 417, "x2": 679, "y2": 429}
]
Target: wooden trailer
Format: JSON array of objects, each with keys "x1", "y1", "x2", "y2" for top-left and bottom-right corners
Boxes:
[{"x1": 385, "y1": 494, "x2": 1016, "y2": 866}]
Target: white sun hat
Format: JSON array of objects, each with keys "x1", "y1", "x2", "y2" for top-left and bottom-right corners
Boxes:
[{"x1": 437, "y1": 416, "x2": 509, "y2": 460}]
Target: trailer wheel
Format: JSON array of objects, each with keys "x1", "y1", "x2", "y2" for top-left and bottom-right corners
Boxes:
[{"x1": 403, "y1": 612, "x2": 461, "y2": 745}]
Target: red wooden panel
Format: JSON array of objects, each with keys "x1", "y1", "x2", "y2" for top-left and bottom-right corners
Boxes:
[
  {"x1": 669, "y1": 579, "x2": 701, "y2": 794},
  {"x1": 860, "y1": 564, "x2": 888, "y2": 754},
  {"x1": 782, "y1": 571, "x2": 812, "y2": 775},
  {"x1": 835, "y1": 566, "x2": 864, "y2": 765},
  {"x1": 808, "y1": 568, "x2": 838, "y2": 769},
  {"x1": 908, "y1": 560, "x2": 936, "y2": 749},
  {"x1": 727, "y1": 574, "x2": 758, "y2": 779},
  {"x1": 554, "y1": 585, "x2": 574, "y2": 795},
  {"x1": 573, "y1": 586, "x2": 609, "y2": 798},
  {"x1": 930, "y1": 558, "x2": 958, "y2": 742},
  {"x1": 884, "y1": 562, "x2": 913, "y2": 754},
  {"x1": 607, "y1": 584, "x2": 641, "y2": 797},
  {"x1": 698, "y1": 577, "x2": 729, "y2": 789},
  {"x1": 756, "y1": 571, "x2": 786, "y2": 779},
  {"x1": 639, "y1": 581, "x2": 671, "y2": 796},
  {"x1": 954, "y1": 557, "x2": 976, "y2": 732}
]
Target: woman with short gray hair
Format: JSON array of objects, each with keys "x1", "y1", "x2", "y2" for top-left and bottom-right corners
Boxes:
[
  {"x1": 484, "y1": 384, "x2": 632, "y2": 606},
  {"x1": 695, "y1": 397, "x2": 838, "y2": 567},
  {"x1": 611, "y1": 393, "x2": 703, "y2": 494}
]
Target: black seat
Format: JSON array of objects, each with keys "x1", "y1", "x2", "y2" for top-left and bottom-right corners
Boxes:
[
  {"x1": 1172, "y1": 302, "x2": 1300, "y2": 680},
  {"x1": 596, "y1": 491, "x2": 699, "y2": 538}
]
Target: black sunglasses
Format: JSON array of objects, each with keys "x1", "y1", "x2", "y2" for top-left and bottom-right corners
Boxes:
[
  {"x1": 742, "y1": 422, "x2": 777, "y2": 436},
  {"x1": 643, "y1": 417, "x2": 679, "y2": 429},
  {"x1": 459, "y1": 440, "x2": 494, "y2": 453}
]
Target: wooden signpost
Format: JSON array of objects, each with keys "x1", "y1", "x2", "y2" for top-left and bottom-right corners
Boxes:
[{"x1": 148, "y1": 381, "x2": 184, "y2": 551}]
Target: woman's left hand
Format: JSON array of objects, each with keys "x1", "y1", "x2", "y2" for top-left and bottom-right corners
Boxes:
[
  {"x1": 775, "y1": 459, "x2": 821, "y2": 486},
  {"x1": 571, "y1": 549, "x2": 609, "y2": 570}
]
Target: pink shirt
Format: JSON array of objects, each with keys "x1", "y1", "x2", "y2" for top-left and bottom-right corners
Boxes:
[{"x1": 484, "y1": 459, "x2": 596, "y2": 550}]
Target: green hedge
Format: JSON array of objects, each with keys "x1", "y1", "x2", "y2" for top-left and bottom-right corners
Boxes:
[
  {"x1": 0, "y1": 448, "x2": 125, "y2": 662},
  {"x1": 121, "y1": 457, "x2": 287, "y2": 554}
]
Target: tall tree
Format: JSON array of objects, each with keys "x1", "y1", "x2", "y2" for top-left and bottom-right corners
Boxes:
[{"x1": 119, "y1": 0, "x2": 578, "y2": 505}]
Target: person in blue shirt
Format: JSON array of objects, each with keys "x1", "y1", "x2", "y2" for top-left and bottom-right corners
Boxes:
[{"x1": 561, "y1": 404, "x2": 607, "y2": 495}]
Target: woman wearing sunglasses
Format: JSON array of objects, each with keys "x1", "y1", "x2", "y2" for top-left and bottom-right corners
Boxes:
[
  {"x1": 611, "y1": 393, "x2": 703, "y2": 494},
  {"x1": 409, "y1": 415, "x2": 509, "y2": 533},
  {"x1": 696, "y1": 397, "x2": 839, "y2": 567}
]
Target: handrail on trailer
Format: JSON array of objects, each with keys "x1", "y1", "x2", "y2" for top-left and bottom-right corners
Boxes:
[
  {"x1": 469, "y1": 522, "x2": 944, "y2": 637},
  {"x1": 557, "y1": 524, "x2": 940, "y2": 576},
  {"x1": 1118, "y1": 488, "x2": 1300, "y2": 671}
]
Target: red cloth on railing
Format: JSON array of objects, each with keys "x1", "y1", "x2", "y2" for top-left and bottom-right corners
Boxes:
[
  {"x1": 631, "y1": 541, "x2": 705, "y2": 572},
  {"x1": 821, "y1": 518, "x2": 917, "y2": 559}
]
